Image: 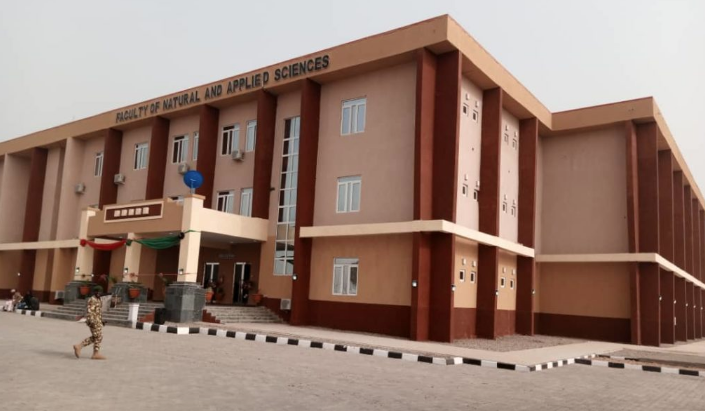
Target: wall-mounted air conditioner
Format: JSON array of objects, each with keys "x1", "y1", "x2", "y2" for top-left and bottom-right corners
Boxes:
[
  {"x1": 54, "y1": 290, "x2": 64, "y2": 300},
  {"x1": 232, "y1": 150, "x2": 244, "y2": 162},
  {"x1": 114, "y1": 173, "x2": 126, "y2": 185},
  {"x1": 177, "y1": 163, "x2": 190, "y2": 175},
  {"x1": 280, "y1": 299, "x2": 292, "y2": 311},
  {"x1": 75, "y1": 183, "x2": 86, "y2": 194}
]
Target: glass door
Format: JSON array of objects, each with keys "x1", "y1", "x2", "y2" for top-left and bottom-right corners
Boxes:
[{"x1": 233, "y1": 263, "x2": 251, "y2": 304}]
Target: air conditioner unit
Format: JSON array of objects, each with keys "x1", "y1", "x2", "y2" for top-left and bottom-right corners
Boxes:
[
  {"x1": 54, "y1": 290, "x2": 64, "y2": 300},
  {"x1": 231, "y1": 150, "x2": 245, "y2": 161},
  {"x1": 114, "y1": 173, "x2": 126, "y2": 185},
  {"x1": 75, "y1": 183, "x2": 86, "y2": 194},
  {"x1": 177, "y1": 163, "x2": 190, "y2": 174},
  {"x1": 280, "y1": 298, "x2": 292, "y2": 311}
]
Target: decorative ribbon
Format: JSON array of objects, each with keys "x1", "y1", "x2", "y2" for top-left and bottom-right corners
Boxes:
[
  {"x1": 81, "y1": 230, "x2": 197, "y2": 251},
  {"x1": 79, "y1": 238, "x2": 127, "y2": 251}
]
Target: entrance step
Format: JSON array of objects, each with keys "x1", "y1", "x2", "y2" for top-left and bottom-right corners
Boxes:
[{"x1": 204, "y1": 306, "x2": 282, "y2": 324}]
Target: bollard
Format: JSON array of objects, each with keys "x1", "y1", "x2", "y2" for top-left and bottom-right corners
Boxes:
[{"x1": 128, "y1": 303, "x2": 139, "y2": 324}]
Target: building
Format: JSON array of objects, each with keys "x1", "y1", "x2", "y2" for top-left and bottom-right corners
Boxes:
[{"x1": 0, "y1": 15, "x2": 703, "y2": 346}]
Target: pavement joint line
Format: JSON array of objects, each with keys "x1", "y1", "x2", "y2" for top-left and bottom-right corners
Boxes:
[{"x1": 576, "y1": 355, "x2": 705, "y2": 378}]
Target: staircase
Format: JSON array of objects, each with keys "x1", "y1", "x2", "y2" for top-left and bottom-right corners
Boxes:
[
  {"x1": 42, "y1": 299, "x2": 86, "y2": 322},
  {"x1": 204, "y1": 305, "x2": 282, "y2": 324},
  {"x1": 41, "y1": 299, "x2": 162, "y2": 327}
]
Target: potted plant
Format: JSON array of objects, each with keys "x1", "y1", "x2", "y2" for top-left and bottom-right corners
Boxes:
[
  {"x1": 78, "y1": 281, "x2": 92, "y2": 297},
  {"x1": 251, "y1": 284, "x2": 263, "y2": 305},
  {"x1": 204, "y1": 286, "x2": 214, "y2": 304},
  {"x1": 127, "y1": 282, "x2": 142, "y2": 300}
]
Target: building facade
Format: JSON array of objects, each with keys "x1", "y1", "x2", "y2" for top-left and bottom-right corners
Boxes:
[{"x1": 1, "y1": 15, "x2": 703, "y2": 346}]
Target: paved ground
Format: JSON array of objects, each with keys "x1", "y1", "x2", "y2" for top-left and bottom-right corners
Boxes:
[{"x1": 1, "y1": 314, "x2": 703, "y2": 410}]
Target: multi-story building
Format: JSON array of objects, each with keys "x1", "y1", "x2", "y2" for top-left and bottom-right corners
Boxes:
[{"x1": 1, "y1": 15, "x2": 703, "y2": 346}]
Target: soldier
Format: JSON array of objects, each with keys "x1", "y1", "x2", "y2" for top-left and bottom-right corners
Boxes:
[{"x1": 73, "y1": 285, "x2": 107, "y2": 360}]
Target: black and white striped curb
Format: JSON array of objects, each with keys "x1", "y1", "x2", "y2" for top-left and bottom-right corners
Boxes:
[
  {"x1": 13, "y1": 309, "x2": 43, "y2": 317},
  {"x1": 575, "y1": 355, "x2": 704, "y2": 378},
  {"x1": 134, "y1": 321, "x2": 595, "y2": 373}
]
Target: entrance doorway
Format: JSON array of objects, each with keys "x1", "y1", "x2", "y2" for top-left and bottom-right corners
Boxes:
[
  {"x1": 233, "y1": 263, "x2": 251, "y2": 305},
  {"x1": 203, "y1": 262, "x2": 220, "y2": 288}
]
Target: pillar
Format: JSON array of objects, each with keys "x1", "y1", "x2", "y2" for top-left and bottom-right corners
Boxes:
[
  {"x1": 516, "y1": 117, "x2": 538, "y2": 335},
  {"x1": 684, "y1": 187, "x2": 693, "y2": 273},
  {"x1": 625, "y1": 122, "x2": 641, "y2": 343},
  {"x1": 686, "y1": 282, "x2": 695, "y2": 340},
  {"x1": 195, "y1": 105, "x2": 219, "y2": 208},
  {"x1": 64, "y1": 208, "x2": 98, "y2": 303},
  {"x1": 696, "y1": 287, "x2": 703, "y2": 339},
  {"x1": 477, "y1": 86, "x2": 503, "y2": 340},
  {"x1": 18, "y1": 147, "x2": 48, "y2": 294},
  {"x1": 660, "y1": 270, "x2": 675, "y2": 344},
  {"x1": 290, "y1": 79, "x2": 321, "y2": 326},
  {"x1": 675, "y1": 277, "x2": 687, "y2": 341},
  {"x1": 99, "y1": 128, "x2": 122, "y2": 207},
  {"x1": 693, "y1": 199, "x2": 701, "y2": 281},
  {"x1": 145, "y1": 116, "x2": 170, "y2": 200},
  {"x1": 658, "y1": 151, "x2": 675, "y2": 343},
  {"x1": 673, "y1": 172, "x2": 686, "y2": 269},
  {"x1": 252, "y1": 90, "x2": 277, "y2": 219}
]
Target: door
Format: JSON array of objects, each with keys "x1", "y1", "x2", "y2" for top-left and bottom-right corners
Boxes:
[
  {"x1": 232, "y1": 263, "x2": 251, "y2": 304},
  {"x1": 203, "y1": 263, "x2": 220, "y2": 288}
]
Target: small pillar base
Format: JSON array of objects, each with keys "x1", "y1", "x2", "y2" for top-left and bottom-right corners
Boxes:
[
  {"x1": 64, "y1": 281, "x2": 96, "y2": 304},
  {"x1": 165, "y1": 282, "x2": 206, "y2": 323},
  {"x1": 111, "y1": 282, "x2": 148, "y2": 303}
]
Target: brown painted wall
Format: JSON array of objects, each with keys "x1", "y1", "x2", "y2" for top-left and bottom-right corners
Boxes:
[
  {"x1": 196, "y1": 105, "x2": 220, "y2": 208},
  {"x1": 99, "y1": 128, "x2": 122, "y2": 207},
  {"x1": 660, "y1": 269, "x2": 675, "y2": 344},
  {"x1": 658, "y1": 151, "x2": 674, "y2": 261},
  {"x1": 685, "y1": 187, "x2": 693, "y2": 273},
  {"x1": 145, "y1": 116, "x2": 169, "y2": 200},
  {"x1": 675, "y1": 276, "x2": 688, "y2": 341},
  {"x1": 673, "y1": 171, "x2": 686, "y2": 269},
  {"x1": 307, "y1": 300, "x2": 410, "y2": 338}
]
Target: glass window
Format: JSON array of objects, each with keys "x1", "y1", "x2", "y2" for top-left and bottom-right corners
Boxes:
[
  {"x1": 333, "y1": 258, "x2": 359, "y2": 296},
  {"x1": 94, "y1": 152, "x2": 103, "y2": 177},
  {"x1": 246, "y1": 120, "x2": 257, "y2": 152},
  {"x1": 274, "y1": 117, "x2": 300, "y2": 275},
  {"x1": 341, "y1": 98, "x2": 366, "y2": 135},
  {"x1": 134, "y1": 143, "x2": 148, "y2": 170},
  {"x1": 172, "y1": 135, "x2": 188, "y2": 164},
  {"x1": 216, "y1": 191, "x2": 234, "y2": 213},
  {"x1": 193, "y1": 131, "x2": 199, "y2": 161},
  {"x1": 240, "y1": 188, "x2": 252, "y2": 217},
  {"x1": 221, "y1": 125, "x2": 240, "y2": 155},
  {"x1": 337, "y1": 176, "x2": 361, "y2": 213}
]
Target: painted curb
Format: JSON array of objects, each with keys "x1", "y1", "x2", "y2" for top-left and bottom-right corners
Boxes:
[
  {"x1": 575, "y1": 355, "x2": 704, "y2": 378},
  {"x1": 13, "y1": 309, "x2": 43, "y2": 317}
]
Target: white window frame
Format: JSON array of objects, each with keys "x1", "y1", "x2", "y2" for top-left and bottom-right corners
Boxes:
[
  {"x1": 336, "y1": 176, "x2": 361, "y2": 213},
  {"x1": 332, "y1": 258, "x2": 359, "y2": 296},
  {"x1": 240, "y1": 188, "x2": 253, "y2": 217},
  {"x1": 216, "y1": 190, "x2": 234, "y2": 214},
  {"x1": 134, "y1": 142, "x2": 148, "y2": 170},
  {"x1": 459, "y1": 269, "x2": 466, "y2": 283},
  {"x1": 341, "y1": 97, "x2": 366, "y2": 135},
  {"x1": 470, "y1": 271, "x2": 476, "y2": 284},
  {"x1": 193, "y1": 131, "x2": 199, "y2": 161},
  {"x1": 221, "y1": 124, "x2": 240, "y2": 156},
  {"x1": 510, "y1": 279, "x2": 515, "y2": 290},
  {"x1": 472, "y1": 109, "x2": 479, "y2": 122},
  {"x1": 500, "y1": 277, "x2": 506, "y2": 288},
  {"x1": 473, "y1": 189, "x2": 479, "y2": 201},
  {"x1": 94, "y1": 152, "x2": 103, "y2": 177},
  {"x1": 172, "y1": 135, "x2": 188, "y2": 164},
  {"x1": 462, "y1": 103, "x2": 469, "y2": 116},
  {"x1": 245, "y1": 120, "x2": 257, "y2": 152},
  {"x1": 462, "y1": 184, "x2": 468, "y2": 197}
]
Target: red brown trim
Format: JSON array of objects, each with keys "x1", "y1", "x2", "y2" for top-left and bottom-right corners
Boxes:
[
  {"x1": 262, "y1": 297, "x2": 291, "y2": 323},
  {"x1": 453, "y1": 307, "x2": 477, "y2": 339},
  {"x1": 307, "y1": 300, "x2": 410, "y2": 338},
  {"x1": 693, "y1": 199, "x2": 702, "y2": 281},
  {"x1": 673, "y1": 171, "x2": 686, "y2": 269},
  {"x1": 638, "y1": 262, "x2": 660, "y2": 346},
  {"x1": 686, "y1": 282, "x2": 695, "y2": 340},
  {"x1": 496, "y1": 309, "x2": 516, "y2": 337},
  {"x1": 535, "y1": 313, "x2": 631, "y2": 343},
  {"x1": 696, "y1": 287, "x2": 703, "y2": 339},
  {"x1": 477, "y1": 244, "x2": 499, "y2": 339},
  {"x1": 429, "y1": 233, "x2": 455, "y2": 342},
  {"x1": 701, "y1": 210, "x2": 705, "y2": 281},
  {"x1": 479, "y1": 88, "x2": 503, "y2": 236},
  {"x1": 658, "y1": 151, "x2": 674, "y2": 261},
  {"x1": 145, "y1": 116, "x2": 170, "y2": 200},
  {"x1": 636, "y1": 122, "x2": 659, "y2": 253},
  {"x1": 99, "y1": 128, "x2": 122, "y2": 208},
  {"x1": 252, "y1": 90, "x2": 277, "y2": 219},
  {"x1": 19, "y1": 148, "x2": 48, "y2": 293},
  {"x1": 18, "y1": 250, "x2": 37, "y2": 295},
  {"x1": 659, "y1": 269, "x2": 675, "y2": 344},
  {"x1": 195, "y1": 105, "x2": 219, "y2": 208},
  {"x1": 411, "y1": 232, "x2": 431, "y2": 340},
  {"x1": 291, "y1": 79, "x2": 321, "y2": 326},
  {"x1": 684, "y1": 187, "x2": 694, "y2": 273},
  {"x1": 675, "y1": 276, "x2": 687, "y2": 341},
  {"x1": 33, "y1": 290, "x2": 50, "y2": 304},
  {"x1": 518, "y1": 118, "x2": 538, "y2": 247},
  {"x1": 625, "y1": 122, "x2": 640, "y2": 344},
  {"x1": 516, "y1": 256, "x2": 535, "y2": 335}
]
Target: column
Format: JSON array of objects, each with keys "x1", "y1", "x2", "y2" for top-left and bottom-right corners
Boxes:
[
  {"x1": 686, "y1": 282, "x2": 695, "y2": 340},
  {"x1": 675, "y1": 277, "x2": 688, "y2": 341},
  {"x1": 636, "y1": 122, "x2": 660, "y2": 346},
  {"x1": 165, "y1": 194, "x2": 205, "y2": 322},
  {"x1": 410, "y1": 48, "x2": 436, "y2": 341},
  {"x1": 625, "y1": 122, "x2": 641, "y2": 343},
  {"x1": 18, "y1": 147, "x2": 48, "y2": 295},
  {"x1": 658, "y1": 151, "x2": 675, "y2": 344},
  {"x1": 477, "y1": 86, "x2": 503, "y2": 339},
  {"x1": 252, "y1": 90, "x2": 277, "y2": 219},
  {"x1": 98, "y1": 128, "x2": 122, "y2": 207},
  {"x1": 291, "y1": 79, "x2": 321, "y2": 326},
  {"x1": 696, "y1": 286, "x2": 703, "y2": 339},
  {"x1": 123, "y1": 233, "x2": 142, "y2": 281},
  {"x1": 195, "y1": 105, "x2": 219, "y2": 208},
  {"x1": 684, "y1": 187, "x2": 693, "y2": 273},
  {"x1": 693, "y1": 199, "x2": 702, "y2": 281},
  {"x1": 516, "y1": 117, "x2": 538, "y2": 335},
  {"x1": 145, "y1": 116, "x2": 170, "y2": 200},
  {"x1": 673, "y1": 171, "x2": 686, "y2": 270},
  {"x1": 64, "y1": 208, "x2": 98, "y2": 303}
]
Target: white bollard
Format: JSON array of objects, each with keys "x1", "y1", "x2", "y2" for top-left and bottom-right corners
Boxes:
[{"x1": 128, "y1": 303, "x2": 139, "y2": 324}]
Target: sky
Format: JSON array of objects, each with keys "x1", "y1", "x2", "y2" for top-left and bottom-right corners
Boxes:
[{"x1": 1, "y1": 0, "x2": 704, "y2": 185}]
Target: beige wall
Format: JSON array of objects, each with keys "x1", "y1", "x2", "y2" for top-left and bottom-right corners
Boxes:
[
  {"x1": 116, "y1": 126, "x2": 151, "y2": 204},
  {"x1": 499, "y1": 110, "x2": 519, "y2": 242},
  {"x1": 497, "y1": 250, "x2": 517, "y2": 310},
  {"x1": 537, "y1": 262, "x2": 630, "y2": 318},
  {"x1": 38, "y1": 147, "x2": 64, "y2": 241},
  {"x1": 456, "y1": 77, "x2": 483, "y2": 231},
  {"x1": 56, "y1": 137, "x2": 82, "y2": 240},
  {"x1": 0, "y1": 154, "x2": 30, "y2": 243},
  {"x1": 534, "y1": 137, "x2": 544, "y2": 252},
  {"x1": 0, "y1": 251, "x2": 22, "y2": 289},
  {"x1": 309, "y1": 234, "x2": 412, "y2": 305},
  {"x1": 259, "y1": 91, "x2": 301, "y2": 300},
  {"x1": 50, "y1": 247, "x2": 76, "y2": 291},
  {"x1": 164, "y1": 115, "x2": 199, "y2": 199},
  {"x1": 313, "y1": 62, "x2": 416, "y2": 226},
  {"x1": 87, "y1": 200, "x2": 183, "y2": 237},
  {"x1": 213, "y1": 101, "x2": 257, "y2": 213},
  {"x1": 32, "y1": 249, "x2": 52, "y2": 291},
  {"x1": 454, "y1": 237, "x2": 479, "y2": 308}
]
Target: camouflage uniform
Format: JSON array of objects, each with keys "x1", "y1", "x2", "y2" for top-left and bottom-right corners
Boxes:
[{"x1": 80, "y1": 295, "x2": 103, "y2": 352}]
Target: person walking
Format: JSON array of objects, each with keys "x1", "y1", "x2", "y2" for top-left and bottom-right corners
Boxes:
[{"x1": 73, "y1": 286, "x2": 107, "y2": 360}]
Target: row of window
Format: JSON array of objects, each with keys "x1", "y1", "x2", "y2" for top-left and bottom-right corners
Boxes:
[
  {"x1": 215, "y1": 188, "x2": 253, "y2": 217},
  {"x1": 221, "y1": 120, "x2": 257, "y2": 156},
  {"x1": 457, "y1": 270, "x2": 516, "y2": 289}
]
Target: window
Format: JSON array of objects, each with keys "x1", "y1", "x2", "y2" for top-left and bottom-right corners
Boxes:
[
  {"x1": 500, "y1": 277, "x2": 506, "y2": 288},
  {"x1": 472, "y1": 110, "x2": 479, "y2": 122},
  {"x1": 216, "y1": 191, "x2": 234, "y2": 213},
  {"x1": 193, "y1": 132, "x2": 199, "y2": 161},
  {"x1": 512, "y1": 138, "x2": 518, "y2": 150},
  {"x1": 462, "y1": 184, "x2": 468, "y2": 197},
  {"x1": 134, "y1": 143, "x2": 148, "y2": 170},
  {"x1": 503, "y1": 133, "x2": 509, "y2": 144},
  {"x1": 462, "y1": 104, "x2": 469, "y2": 116},
  {"x1": 94, "y1": 152, "x2": 103, "y2": 177},
  {"x1": 246, "y1": 120, "x2": 257, "y2": 152},
  {"x1": 333, "y1": 258, "x2": 358, "y2": 296},
  {"x1": 240, "y1": 188, "x2": 253, "y2": 217},
  {"x1": 337, "y1": 176, "x2": 361, "y2": 213},
  {"x1": 172, "y1": 135, "x2": 188, "y2": 163},
  {"x1": 511, "y1": 205, "x2": 517, "y2": 217},
  {"x1": 274, "y1": 117, "x2": 300, "y2": 275},
  {"x1": 221, "y1": 125, "x2": 240, "y2": 155},
  {"x1": 473, "y1": 190, "x2": 479, "y2": 201},
  {"x1": 510, "y1": 279, "x2": 515, "y2": 290},
  {"x1": 502, "y1": 202, "x2": 507, "y2": 213},
  {"x1": 459, "y1": 270, "x2": 466, "y2": 283},
  {"x1": 341, "y1": 98, "x2": 366, "y2": 135},
  {"x1": 470, "y1": 271, "x2": 476, "y2": 283}
]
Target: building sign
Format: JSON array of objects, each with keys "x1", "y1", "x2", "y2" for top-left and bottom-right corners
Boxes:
[
  {"x1": 114, "y1": 54, "x2": 330, "y2": 124},
  {"x1": 105, "y1": 202, "x2": 163, "y2": 222}
]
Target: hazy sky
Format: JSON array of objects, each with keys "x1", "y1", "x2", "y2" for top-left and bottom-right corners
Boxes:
[{"x1": 1, "y1": 0, "x2": 704, "y2": 185}]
